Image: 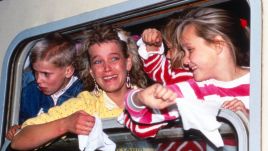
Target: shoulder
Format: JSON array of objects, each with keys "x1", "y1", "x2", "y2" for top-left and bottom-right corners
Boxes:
[
  {"x1": 72, "y1": 78, "x2": 84, "y2": 86},
  {"x1": 65, "y1": 79, "x2": 84, "y2": 94},
  {"x1": 75, "y1": 91, "x2": 103, "y2": 103},
  {"x1": 76, "y1": 91, "x2": 93, "y2": 98}
]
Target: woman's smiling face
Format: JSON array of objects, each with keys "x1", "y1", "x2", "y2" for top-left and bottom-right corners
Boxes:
[{"x1": 88, "y1": 40, "x2": 132, "y2": 93}]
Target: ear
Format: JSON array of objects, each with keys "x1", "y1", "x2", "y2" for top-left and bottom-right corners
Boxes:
[
  {"x1": 213, "y1": 35, "x2": 225, "y2": 55},
  {"x1": 65, "y1": 65, "x2": 75, "y2": 78},
  {"x1": 126, "y1": 57, "x2": 132, "y2": 72},
  {"x1": 89, "y1": 68, "x2": 94, "y2": 78}
]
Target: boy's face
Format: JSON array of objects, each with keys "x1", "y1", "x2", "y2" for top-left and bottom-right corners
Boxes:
[{"x1": 32, "y1": 60, "x2": 71, "y2": 95}]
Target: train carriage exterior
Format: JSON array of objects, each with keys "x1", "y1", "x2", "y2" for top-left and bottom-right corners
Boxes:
[{"x1": 0, "y1": 0, "x2": 266, "y2": 150}]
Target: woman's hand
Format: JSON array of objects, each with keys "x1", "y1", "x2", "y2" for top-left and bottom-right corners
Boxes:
[
  {"x1": 134, "y1": 84, "x2": 177, "y2": 109},
  {"x1": 63, "y1": 110, "x2": 95, "y2": 135}
]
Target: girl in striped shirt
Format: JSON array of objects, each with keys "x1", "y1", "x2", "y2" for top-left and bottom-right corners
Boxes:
[
  {"x1": 123, "y1": 7, "x2": 250, "y2": 151},
  {"x1": 137, "y1": 18, "x2": 193, "y2": 85}
]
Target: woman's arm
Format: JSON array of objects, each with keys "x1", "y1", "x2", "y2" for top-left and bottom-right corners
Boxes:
[{"x1": 11, "y1": 110, "x2": 95, "y2": 150}]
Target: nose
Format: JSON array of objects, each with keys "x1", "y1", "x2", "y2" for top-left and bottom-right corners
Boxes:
[
  {"x1": 103, "y1": 62, "x2": 112, "y2": 71},
  {"x1": 182, "y1": 52, "x2": 190, "y2": 68},
  {"x1": 35, "y1": 73, "x2": 43, "y2": 84}
]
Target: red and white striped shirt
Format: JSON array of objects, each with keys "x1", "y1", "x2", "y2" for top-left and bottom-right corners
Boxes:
[
  {"x1": 143, "y1": 54, "x2": 193, "y2": 85},
  {"x1": 137, "y1": 40, "x2": 193, "y2": 85},
  {"x1": 123, "y1": 72, "x2": 249, "y2": 137}
]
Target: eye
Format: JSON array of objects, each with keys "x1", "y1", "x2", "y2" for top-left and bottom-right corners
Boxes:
[
  {"x1": 92, "y1": 59, "x2": 102, "y2": 65},
  {"x1": 43, "y1": 72, "x2": 50, "y2": 77},
  {"x1": 188, "y1": 48, "x2": 194, "y2": 52},
  {"x1": 111, "y1": 56, "x2": 120, "y2": 62},
  {"x1": 185, "y1": 47, "x2": 194, "y2": 53}
]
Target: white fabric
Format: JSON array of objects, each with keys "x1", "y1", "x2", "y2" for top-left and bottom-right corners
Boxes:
[
  {"x1": 137, "y1": 38, "x2": 164, "y2": 60},
  {"x1": 78, "y1": 117, "x2": 116, "y2": 151},
  {"x1": 37, "y1": 107, "x2": 44, "y2": 116},
  {"x1": 176, "y1": 97, "x2": 224, "y2": 148}
]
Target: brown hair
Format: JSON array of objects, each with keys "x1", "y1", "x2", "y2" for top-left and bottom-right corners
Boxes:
[{"x1": 161, "y1": 16, "x2": 184, "y2": 68}]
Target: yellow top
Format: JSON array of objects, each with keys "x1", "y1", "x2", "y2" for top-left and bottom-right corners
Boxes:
[{"x1": 22, "y1": 91, "x2": 123, "y2": 128}]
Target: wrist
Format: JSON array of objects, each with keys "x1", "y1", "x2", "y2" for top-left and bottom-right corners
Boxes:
[
  {"x1": 127, "y1": 89, "x2": 145, "y2": 111},
  {"x1": 133, "y1": 92, "x2": 145, "y2": 107},
  {"x1": 146, "y1": 45, "x2": 160, "y2": 52},
  {"x1": 58, "y1": 118, "x2": 68, "y2": 135},
  {"x1": 137, "y1": 38, "x2": 164, "y2": 59}
]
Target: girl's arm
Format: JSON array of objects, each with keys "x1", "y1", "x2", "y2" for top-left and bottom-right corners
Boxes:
[
  {"x1": 221, "y1": 98, "x2": 249, "y2": 118},
  {"x1": 125, "y1": 84, "x2": 178, "y2": 124},
  {"x1": 138, "y1": 28, "x2": 193, "y2": 85},
  {"x1": 122, "y1": 111, "x2": 168, "y2": 138},
  {"x1": 143, "y1": 54, "x2": 193, "y2": 85}
]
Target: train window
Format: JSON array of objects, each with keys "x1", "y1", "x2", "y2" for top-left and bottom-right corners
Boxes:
[{"x1": 1, "y1": 0, "x2": 261, "y2": 150}]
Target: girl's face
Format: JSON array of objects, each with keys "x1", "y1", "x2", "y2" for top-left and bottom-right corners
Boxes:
[
  {"x1": 89, "y1": 41, "x2": 132, "y2": 94},
  {"x1": 181, "y1": 25, "x2": 218, "y2": 81},
  {"x1": 32, "y1": 61, "x2": 73, "y2": 95}
]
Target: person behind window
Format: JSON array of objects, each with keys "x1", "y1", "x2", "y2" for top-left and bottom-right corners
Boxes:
[
  {"x1": 6, "y1": 33, "x2": 84, "y2": 140},
  {"x1": 124, "y1": 7, "x2": 249, "y2": 150},
  {"x1": 137, "y1": 17, "x2": 193, "y2": 85},
  {"x1": 10, "y1": 25, "x2": 149, "y2": 150}
]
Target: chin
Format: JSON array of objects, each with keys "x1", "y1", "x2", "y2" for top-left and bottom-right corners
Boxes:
[
  {"x1": 43, "y1": 91, "x2": 53, "y2": 95},
  {"x1": 104, "y1": 87, "x2": 122, "y2": 93},
  {"x1": 103, "y1": 87, "x2": 115, "y2": 92},
  {"x1": 193, "y1": 75, "x2": 206, "y2": 82}
]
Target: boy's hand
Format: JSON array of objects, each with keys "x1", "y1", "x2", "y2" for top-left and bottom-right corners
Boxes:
[
  {"x1": 6, "y1": 124, "x2": 21, "y2": 140},
  {"x1": 134, "y1": 84, "x2": 177, "y2": 109}
]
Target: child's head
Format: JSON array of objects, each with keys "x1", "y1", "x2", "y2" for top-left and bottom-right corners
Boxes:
[
  {"x1": 162, "y1": 18, "x2": 178, "y2": 49},
  {"x1": 173, "y1": 7, "x2": 249, "y2": 81},
  {"x1": 161, "y1": 18, "x2": 180, "y2": 62},
  {"x1": 30, "y1": 33, "x2": 77, "y2": 95},
  {"x1": 161, "y1": 14, "x2": 189, "y2": 68}
]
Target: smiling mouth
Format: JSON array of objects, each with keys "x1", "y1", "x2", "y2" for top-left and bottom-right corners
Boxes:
[
  {"x1": 103, "y1": 75, "x2": 117, "y2": 80},
  {"x1": 189, "y1": 65, "x2": 197, "y2": 71}
]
